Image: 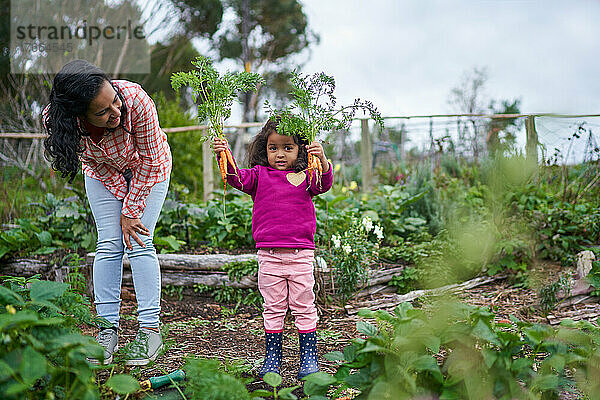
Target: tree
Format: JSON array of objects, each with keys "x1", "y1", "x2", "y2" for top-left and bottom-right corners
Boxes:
[
  {"x1": 486, "y1": 98, "x2": 522, "y2": 155},
  {"x1": 448, "y1": 67, "x2": 521, "y2": 158},
  {"x1": 218, "y1": 0, "x2": 318, "y2": 119}
]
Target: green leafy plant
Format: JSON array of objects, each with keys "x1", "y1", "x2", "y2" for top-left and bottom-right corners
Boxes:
[
  {"x1": 538, "y1": 273, "x2": 572, "y2": 315},
  {"x1": 154, "y1": 229, "x2": 185, "y2": 254},
  {"x1": 305, "y1": 300, "x2": 600, "y2": 400},
  {"x1": 184, "y1": 357, "x2": 251, "y2": 400},
  {"x1": 183, "y1": 357, "x2": 299, "y2": 400},
  {"x1": 193, "y1": 284, "x2": 262, "y2": 308},
  {"x1": 260, "y1": 372, "x2": 299, "y2": 400},
  {"x1": 319, "y1": 216, "x2": 384, "y2": 304},
  {"x1": 267, "y1": 71, "x2": 383, "y2": 143},
  {"x1": 164, "y1": 284, "x2": 185, "y2": 301},
  {"x1": 388, "y1": 266, "x2": 419, "y2": 294},
  {"x1": 266, "y1": 70, "x2": 383, "y2": 181},
  {"x1": 0, "y1": 276, "x2": 133, "y2": 399},
  {"x1": 0, "y1": 190, "x2": 96, "y2": 261},
  {"x1": 222, "y1": 259, "x2": 259, "y2": 282},
  {"x1": 171, "y1": 56, "x2": 264, "y2": 140}
]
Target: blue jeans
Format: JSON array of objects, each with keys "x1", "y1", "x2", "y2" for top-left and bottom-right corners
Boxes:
[{"x1": 85, "y1": 175, "x2": 169, "y2": 329}]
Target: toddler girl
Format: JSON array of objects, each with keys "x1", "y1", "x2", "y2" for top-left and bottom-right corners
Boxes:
[{"x1": 212, "y1": 118, "x2": 332, "y2": 379}]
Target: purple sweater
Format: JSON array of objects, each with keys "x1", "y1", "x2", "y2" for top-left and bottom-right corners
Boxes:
[{"x1": 226, "y1": 161, "x2": 333, "y2": 249}]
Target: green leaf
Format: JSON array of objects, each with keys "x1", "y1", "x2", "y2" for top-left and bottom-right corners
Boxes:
[
  {"x1": 421, "y1": 334, "x2": 441, "y2": 353},
  {"x1": 106, "y1": 374, "x2": 140, "y2": 394},
  {"x1": 262, "y1": 372, "x2": 282, "y2": 388},
  {"x1": 357, "y1": 341, "x2": 388, "y2": 354},
  {"x1": 0, "y1": 360, "x2": 14, "y2": 380},
  {"x1": 0, "y1": 285, "x2": 24, "y2": 305},
  {"x1": 302, "y1": 371, "x2": 336, "y2": 386},
  {"x1": 35, "y1": 231, "x2": 52, "y2": 246},
  {"x1": 4, "y1": 381, "x2": 29, "y2": 396},
  {"x1": 411, "y1": 355, "x2": 443, "y2": 383},
  {"x1": 250, "y1": 389, "x2": 273, "y2": 398},
  {"x1": 20, "y1": 347, "x2": 47, "y2": 384},
  {"x1": 481, "y1": 348, "x2": 498, "y2": 369},
  {"x1": 302, "y1": 380, "x2": 330, "y2": 397},
  {"x1": 29, "y1": 280, "x2": 68, "y2": 301},
  {"x1": 0, "y1": 311, "x2": 38, "y2": 330},
  {"x1": 544, "y1": 354, "x2": 565, "y2": 372},
  {"x1": 356, "y1": 321, "x2": 378, "y2": 337},
  {"x1": 278, "y1": 386, "x2": 299, "y2": 400},
  {"x1": 532, "y1": 374, "x2": 559, "y2": 391},
  {"x1": 323, "y1": 351, "x2": 345, "y2": 362},
  {"x1": 524, "y1": 325, "x2": 552, "y2": 346},
  {"x1": 511, "y1": 357, "x2": 531, "y2": 373},
  {"x1": 471, "y1": 320, "x2": 499, "y2": 345},
  {"x1": 343, "y1": 345, "x2": 358, "y2": 362},
  {"x1": 34, "y1": 246, "x2": 58, "y2": 255}
]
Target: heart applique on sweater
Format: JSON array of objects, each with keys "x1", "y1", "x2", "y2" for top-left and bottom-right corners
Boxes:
[{"x1": 286, "y1": 171, "x2": 306, "y2": 187}]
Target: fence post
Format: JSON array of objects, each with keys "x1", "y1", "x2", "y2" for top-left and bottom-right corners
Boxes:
[
  {"x1": 202, "y1": 136, "x2": 214, "y2": 202},
  {"x1": 361, "y1": 118, "x2": 373, "y2": 192},
  {"x1": 525, "y1": 116, "x2": 538, "y2": 164}
]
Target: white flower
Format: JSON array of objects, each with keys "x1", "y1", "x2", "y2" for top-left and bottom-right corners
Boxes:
[
  {"x1": 331, "y1": 234, "x2": 341, "y2": 248},
  {"x1": 362, "y1": 216, "x2": 373, "y2": 232},
  {"x1": 342, "y1": 244, "x2": 352, "y2": 254},
  {"x1": 373, "y1": 225, "x2": 384, "y2": 240}
]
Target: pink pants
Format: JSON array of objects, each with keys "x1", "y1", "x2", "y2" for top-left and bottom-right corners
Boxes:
[{"x1": 257, "y1": 248, "x2": 318, "y2": 333}]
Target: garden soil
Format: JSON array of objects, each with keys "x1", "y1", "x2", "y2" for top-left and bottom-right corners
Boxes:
[{"x1": 83, "y1": 260, "x2": 597, "y2": 399}]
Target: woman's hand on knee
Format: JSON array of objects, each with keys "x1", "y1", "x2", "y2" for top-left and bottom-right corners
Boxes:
[{"x1": 120, "y1": 215, "x2": 150, "y2": 250}]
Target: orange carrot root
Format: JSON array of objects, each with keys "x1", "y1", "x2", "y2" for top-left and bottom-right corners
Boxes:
[
  {"x1": 219, "y1": 150, "x2": 227, "y2": 184},
  {"x1": 225, "y1": 147, "x2": 237, "y2": 174}
]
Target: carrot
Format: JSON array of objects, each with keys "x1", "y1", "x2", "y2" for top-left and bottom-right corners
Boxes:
[
  {"x1": 225, "y1": 147, "x2": 237, "y2": 174},
  {"x1": 219, "y1": 150, "x2": 227, "y2": 184},
  {"x1": 307, "y1": 153, "x2": 314, "y2": 185},
  {"x1": 315, "y1": 157, "x2": 322, "y2": 175}
]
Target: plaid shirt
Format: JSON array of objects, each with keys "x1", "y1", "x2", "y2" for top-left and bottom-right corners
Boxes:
[{"x1": 80, "y1": 80, "x2": 171, "y2": 218}]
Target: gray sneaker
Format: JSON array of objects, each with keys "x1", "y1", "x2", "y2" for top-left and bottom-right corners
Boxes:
[
  {"x1": 124, "y1": 327, "x2": 163, "y2": 366},
  {"x1": 88, "y1": 328, "x2": 119, "y2": 365}
]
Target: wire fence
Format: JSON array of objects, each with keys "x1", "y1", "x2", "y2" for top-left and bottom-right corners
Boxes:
[{"x1": 2, "y1": 113, "x2": 599, "y2": 198}]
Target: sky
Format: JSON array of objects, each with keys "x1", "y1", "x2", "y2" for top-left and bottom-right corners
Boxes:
[
  {"x1": 148, "y1": 0, "x2": 600, "y2": 160},
  {"x1": 295, "y1": 0, "x2": 600, "y2": 160},
  {"x1": 299, "y1": 0, "x2": 600, "y2": 117}
]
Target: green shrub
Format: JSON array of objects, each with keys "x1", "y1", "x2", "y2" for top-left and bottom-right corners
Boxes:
[
  {"x1": 0, "y1": 275, "x2": 118, "y2": 399},
  {"x1": 157, "y1": 191, "x2": 254, "y2": 250},
  {"x1": 319, "y1": 216, "x2": 384, "y2": 304},
  {"x1": 305, "y1": 301, "x2": 600, "y2": 400},
  {"x1": 155, "y1": 92, "x2": 205, "y2": 200},
  {"x1": 0, "y1": 190, "x2": 95, "y2": 260}
]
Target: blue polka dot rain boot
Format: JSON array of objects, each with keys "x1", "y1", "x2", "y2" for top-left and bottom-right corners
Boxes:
[
  {"x1": 297, "y1": 330, "x2": 319, "y2": 379},
  {"x1": 259, "y1": 331, "x2": 283, "y2": 379}
]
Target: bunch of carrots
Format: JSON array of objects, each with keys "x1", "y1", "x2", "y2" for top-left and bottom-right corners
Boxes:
[
  {"x1": 307, "y1": 153, "x2": 323, "y2": 188},
  {"x1": 217, "y1": 137, "x2": 237, "y2": 194}
]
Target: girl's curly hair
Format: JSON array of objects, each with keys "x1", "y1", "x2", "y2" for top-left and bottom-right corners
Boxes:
[{"x1": 247, "y1": 118, "x2": 309, "y2": 172}]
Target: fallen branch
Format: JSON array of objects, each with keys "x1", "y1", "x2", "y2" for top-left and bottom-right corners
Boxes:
[
  {"x1": 347, "y1": 274, "x2": 508, "y2": 315},
  {"x1": 86, "y1": 252, "x2": 258, "y2": 271},
  {"x1": 547, "y1": 305, "x2": 600, "y2": 325},
  {"x1": 6, "y1": 254, "x2": 407, "y2": 295}
]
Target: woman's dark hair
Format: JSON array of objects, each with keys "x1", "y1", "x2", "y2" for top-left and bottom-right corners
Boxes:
[
  {"x1": 42, "y1": 59, "x2": 127, "y2": 182},
  {"x1": 247, "y1": 118, "x2": 309, "y2": 172}
]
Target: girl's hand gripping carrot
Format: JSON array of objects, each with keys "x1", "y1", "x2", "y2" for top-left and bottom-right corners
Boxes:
[{"x1": 306, "y1": 141, "x2": 329, "y2": 173}]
